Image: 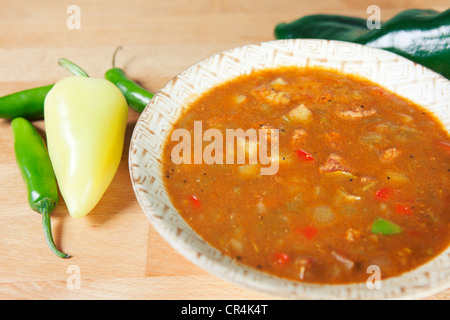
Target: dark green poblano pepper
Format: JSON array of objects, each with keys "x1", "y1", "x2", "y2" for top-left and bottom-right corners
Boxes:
[{"x1": 274, "y1": 9, "x2": 450, "y2": 79}]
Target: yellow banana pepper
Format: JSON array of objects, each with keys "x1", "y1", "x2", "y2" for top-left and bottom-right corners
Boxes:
[{"x1": 44, "y1": 59, "x2": 128, "y2": 218}]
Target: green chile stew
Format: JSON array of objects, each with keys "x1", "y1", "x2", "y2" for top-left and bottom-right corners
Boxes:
[{"x1": 162, "y1": 67, "x2": 450, "y2": 284}]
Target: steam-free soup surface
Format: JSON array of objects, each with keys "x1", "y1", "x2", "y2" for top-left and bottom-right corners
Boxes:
[{"x1": 162, "y1": 67, "x2": 450, "y2": 284}]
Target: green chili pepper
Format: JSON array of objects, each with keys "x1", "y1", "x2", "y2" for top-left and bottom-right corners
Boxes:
[
  {"x1": 0, "y1": 59, "x2": 88, "y2": 120},
  {"x1": 1, "y1": 48, "x2": 154, "y2": 118},
  {"x1": 105, "y1": 46, "x2": 154, "y2": 113},
  {"x1": 0, "y1": 84, "x2": 54, "y2": 120},
  {"x1": 274, "y1": 9, "x2": 450, "y2": 79},
  {"x1": 12, "y1": 117, "x2": 70, "y2": 258},
  {"x1": 371, "y1": 218, "x2": 403, "y2": 235}
]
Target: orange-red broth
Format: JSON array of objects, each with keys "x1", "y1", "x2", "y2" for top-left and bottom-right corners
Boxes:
[{"x1": 162, "y1": 67, "x2": 450, "y2": 284}]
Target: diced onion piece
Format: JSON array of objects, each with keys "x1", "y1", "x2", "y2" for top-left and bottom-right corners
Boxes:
[
  {"x1": 385, "y1": 170, "x2": 409, "y2": 184},
  {"x1": 253, "y1": 86, "x2": 291, "y2": 105},
  {"x1": 324, "y1": 171, "x2": 357, "y2": 180},
  {"x1": 285, "y1": 104, "x2": 312, "y2": 123},
  {"x1": 381, "y1": 148, "x2": 401, "y2": 161},
  {"x1": 396, "y1": 113, "x2": 413, "y2": 124},
  {"x1": 259, "y1": 124, "x2": 279, "y2": 143},
  {"x1": 273, "y1": 91, "x2": 291, "y2": 105},
  {"x1": 361, "y1": 181, "x2": 377, "y2": 192},
  {"x1": 339, "y1": 108, "x2": 377, "y2": 119},
  {"x1": 291, "y1": 128, "x2": 306, "y2": 146},
  {"x1": 270, "y1": 152, "x2": 293, "y2": 166},
  {"x1": 237, "y1": 164, "x2": 259, "y2": 176},
  {"x1": 229, "y1": 137, "x2": 259, "y2": 163},
  {"x1": 311, "y1": 205, "x2": 335, "y2": 225},
  {"x1": 345, "y1": 228, "x2": 361, "y2": 242},
  {"x1": 230, "y1": 238, "x2": 244, "y2": 254},
  {"x1": 235, "y1": 137, "x2": 259, "y2": 160},
  {"x1": 360, "y1": 132, "x2": 384, "y2": 145},
  {"x1": 285, "y1": 194, "x2": 303, "y2": 212},
  {"x1": 270, "y1": 77, "x2": 287, "y2": 86},
  {"x1": 256, "y1": 198, "x2": 266, "y2": 214},
  {"x1": 234, "y1": 94, "x2": 247, "y2": 104},
  {"x1": 336, "y1": 188, "x2": 361, "y2": 202},
  {"x1": 297, "y1": 258, "x2": 312, "y2": 280},
  {"x1": 331, "y1": 251, "x2": 355, "y2": 270}
]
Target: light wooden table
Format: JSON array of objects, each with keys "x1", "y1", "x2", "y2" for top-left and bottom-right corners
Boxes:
[{"x1": 0, "y1": 0, "x2": 448, "y2": 300}]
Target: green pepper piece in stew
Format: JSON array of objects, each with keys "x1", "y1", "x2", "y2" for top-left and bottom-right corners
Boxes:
[{"x1": 371, "y1": 218, "x2": 403, "y2": 235}]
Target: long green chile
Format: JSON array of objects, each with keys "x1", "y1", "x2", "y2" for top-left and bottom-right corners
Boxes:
[{"x1": 12, "y1": 117, "x2": 70, "y2": 258}]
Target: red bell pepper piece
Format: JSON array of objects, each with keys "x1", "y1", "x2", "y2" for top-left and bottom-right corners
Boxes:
[
  {"x1": 375, "y1": 187, "x2": 394, "y2": 200},
  {"x1": 405, "y1": 230, "x2": 422, "y2": 236},
  {"x1": 294, "y1": 225, "x2": 318, "y2": 240},
  {"x1": 295, "y1": 149, "x2": 314, "y2": 162},
  {"x1": 189, "y1": 195, "x2": 201, "y2": 208},
  {"x1": 395, "y1": 204, "x2": 412, "y2": 215},
  {"x1": 437, "y1": 140, "x2": 450, "y2": 155},
  {"x1": 274, "y1": 252, "x2": 290, "y2": 265},
  {"x1": 301, "y1": 225, "x2": 318, "y2": 240}
]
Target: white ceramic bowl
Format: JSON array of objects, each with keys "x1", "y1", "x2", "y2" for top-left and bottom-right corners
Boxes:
[{"x1": 129, "y1": 39, "x2": 450, "y2": 299}]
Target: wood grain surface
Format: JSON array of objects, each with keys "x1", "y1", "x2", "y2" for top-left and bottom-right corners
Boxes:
[{"x1": 0, "y1": 0, "x2": 448, "y2": 300}]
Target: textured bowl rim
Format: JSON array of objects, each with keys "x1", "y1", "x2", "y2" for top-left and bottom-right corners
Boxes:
[{"x1": 129, "y1": 39, "x2": 450, "y2": 300}]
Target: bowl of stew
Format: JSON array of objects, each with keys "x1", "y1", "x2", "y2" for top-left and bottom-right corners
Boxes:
[{"x1": 129, "y1": 39, "x2": 450, "y2": 299}]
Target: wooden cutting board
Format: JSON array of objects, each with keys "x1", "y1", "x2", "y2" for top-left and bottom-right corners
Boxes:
[{"x1": 0, "y1": 0, "x2": 448, "y2": 300}]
